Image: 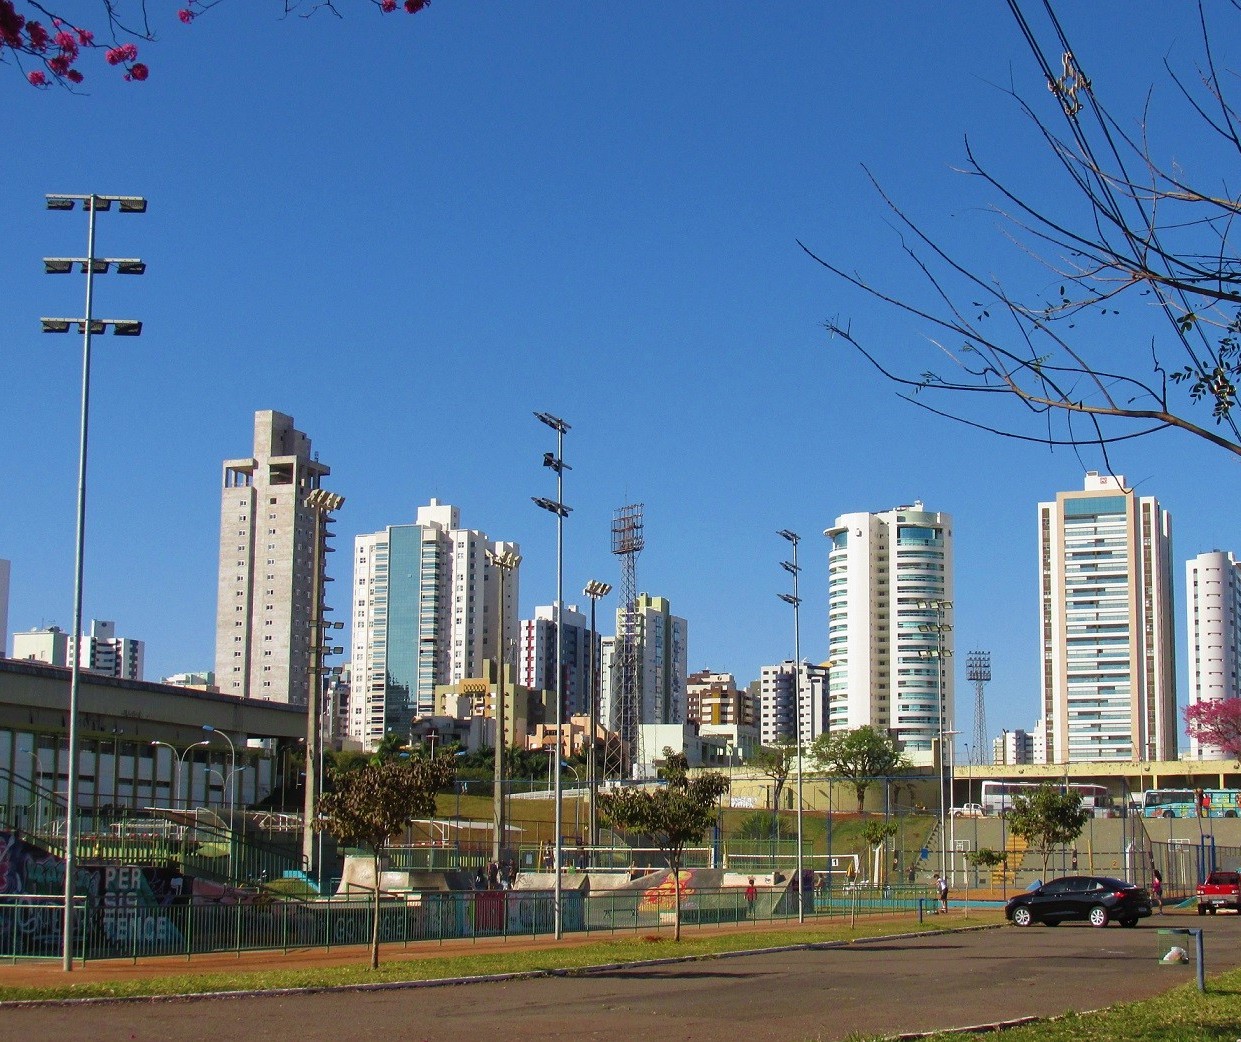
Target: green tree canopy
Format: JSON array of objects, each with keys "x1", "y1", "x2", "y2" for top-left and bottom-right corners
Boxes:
[
  {"x1": 315, "y1": 754, "x2": 456, "y2": 968},
  {"x1": 597, "y1": 751, "x2": 728, "y2": 941},
  {"x1": 811, "y1": 726, "x2": 909, "y2": 814},
  {"x1": 1005, "y1": 784, "x2": 1091, "y2": 879},
  {"x1": 752, "y1": 739, "x2": 796, "y2": 812}
]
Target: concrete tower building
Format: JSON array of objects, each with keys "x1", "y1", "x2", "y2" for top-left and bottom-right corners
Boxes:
[
  {"x1": 758, "y1": 660, "x2": 830, "y2": 746},
  {"x1": 70, "y1": 619, "x2": 144, "y2": 680},
  {"x1": 1186, "y1": 550, "x2": 1241, "y2": 759},
  {"x1": 1038, "y1": 472, "x2": 1176, "y2": 763},
  {"x1": 214, "y1": 410, "x2": 333, "y2": 706},
  {"x1": 823, "y1": 502, "x2": 954, "y2": 761},
  {"x1": 519, "y1": 603, "x2": 593, "y2": 718},
  {"x1": 349, "y1": 500, "x2": 519, "y2": 749}
]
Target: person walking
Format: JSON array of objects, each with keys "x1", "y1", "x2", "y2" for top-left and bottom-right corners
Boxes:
[
  {"x1": 934, "y1": 872, "x2": 949, "y2": 913},
  {"x1": 1151, "y1": 868, "x2": 1163, "y2": 914},
  {"x1": 745, "y1": 877, "x2": 757, "y2": 915}
]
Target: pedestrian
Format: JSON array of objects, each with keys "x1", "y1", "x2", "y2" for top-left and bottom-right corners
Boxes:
[
  {"x1": 745, "y1": 877, "x2": 757, "y2": 913},
  {"x1": 1151, "y1": 868, "x2": 1163, "y2": 914},
  {"x1": 934, "y1": 872, "x2": 949, "y2": 913}
]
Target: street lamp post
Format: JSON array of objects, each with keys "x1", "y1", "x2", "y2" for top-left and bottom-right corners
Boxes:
[
  {"x1": 43, "y1": 191, "x2": 146, "y2": 973},
  {"x1": 150, "y1": 740, "x2": 208, "y2": 809},
  {"x1": 487, "y1": 547, "x2": 521, "y2": 864},
  {"x1": 202, "y1": 726, "x2": 237, "y2": 883},
  {"x1": 533, "y1": 410, "x2": 570, "y2": 939},
  {"x1": 916, "y1": 599, "x2": 953, "y2": 884},
  {"x1": 583, "y1": 579, "x2": 611, "y2": 848},
  {"x1": 304, "y1": 487, "x2": 345, "y2": 881},
  {"x1": 777, "y1": 529, "x2": 805, "y2": 923}
]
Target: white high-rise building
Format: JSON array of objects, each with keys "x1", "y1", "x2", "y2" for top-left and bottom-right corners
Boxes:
[
  {"x1": 519, "y1": 603, "x2": 593, "y2": 717},
  {"x1": 350, "y1": 500, "x2": 519, "y2": 750},
  {"x1": 0, "y1": 558, "x2": 9, "y2": 657},
  {"x1": 757, "y1": 660, "x2": 830, "y2": 746},
  {"x1": 214, "y1": 410, "x2": 335, "y2": 706},
  {"x1": 1038, "y1": 472, "x2": 1176, "y2": 763},
  {"x1": 1186, "y1": 550, "x2": 1241, "y2": 759},
  {"x1": 599, "y1": 593, "x2": 688, "y2": 734},
  {"x1": 69, "y1": 619, "x2": 144, "y2": 680},
  {"x1": 13, "y1": 620, "x2": 142, "y2": 680},
  {"x1": 823, "y1": 501, "x2": 954, "y2": 760}
]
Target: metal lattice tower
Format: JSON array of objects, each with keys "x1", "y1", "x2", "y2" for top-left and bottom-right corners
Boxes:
[
  {"x1": 967, "y1": 650, "x2": 991, "y2": 765},
  {"x1": 606, "y1": 503, "x2": 644, "y2": 779}
]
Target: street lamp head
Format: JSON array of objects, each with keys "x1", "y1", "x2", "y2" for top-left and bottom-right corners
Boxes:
[
  {"x1": 45, "y1": 194, "x2": 148, "y2": 213},
  {"x1": 777, "y1": 529, "x2": 799, "y2": 544},
  {"x1": 110, "y1": 320, "x2": 142, "y2": 336},
  {"x1": 584, "y1": 580, "x2": 612, "y2": 599},
  {"x1": 777, "y1": 593, "x2": 800, "y2": 607},
  {"x1": 532, "y1": 496, "x2": 571, "y2": 518}
]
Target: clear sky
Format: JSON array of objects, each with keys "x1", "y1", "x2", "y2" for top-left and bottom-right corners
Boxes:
[{"x1": 3, "y1": 1, "x2": 1239, "y2": 759}]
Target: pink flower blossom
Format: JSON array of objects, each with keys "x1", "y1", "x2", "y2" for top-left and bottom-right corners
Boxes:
[
  {"x1": 26, "y1": 20, "x2": 49, "y2": 51},
  {"x1": 66, "y1": 68, "x2": 83, "y2": 83},
  {"x1": 381, "y1": 0, "x2": 397, "y2": 10},
  {"x1": 404, "y1": 0, "x2": 428, "y2": 12},
  {"x1": 127, "y1": 62, "x2": 149, "y2": 81},
  {"x1": 178, "y1": 9, "x2": 194, "y2": 24},
  {"x1": 27, "y1": 69, "x2": 46, "y2": 86},
  {"x1": 76, "y1": 27, "x2": 93, "y2": 46},
  {"x1": 48, "y1": 54, "x2": 69, "y2": 75}
]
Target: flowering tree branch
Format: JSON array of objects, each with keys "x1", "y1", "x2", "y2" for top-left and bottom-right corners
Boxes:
[
  {"x1": 1, "y1": 0, "x2": 429, "y2": 88},
  {"x1": 1185, "y1": 700, "x2": 1241, "y2": 758}
]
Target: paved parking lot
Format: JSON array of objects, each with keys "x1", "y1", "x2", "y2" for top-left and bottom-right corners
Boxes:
[{"x1": 3, "y1": 915, "x2": 1238, "y2": 1042}]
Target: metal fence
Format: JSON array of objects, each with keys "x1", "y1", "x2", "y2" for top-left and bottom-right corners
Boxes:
[{"x1": 0, "y1": 883, "x2": 936, "y2": 964}]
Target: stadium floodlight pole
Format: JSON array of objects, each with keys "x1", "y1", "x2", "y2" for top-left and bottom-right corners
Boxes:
[
  {"x1": 43, "y1": 192, "x2": 146, "y2": 972},
  {"x1": 304, "y1": 488, "x2": 345, "y2": 881},
  {"x1": 486, "y1": 548, "x2": 522, "y2": 864},
  {"x1": 583, "y1": 579, "x2": 612, "y2": 848},
  {"x1": 777, "y1": 529, "x2": 805, "y2": 923},
  {"x1": 916, "y1": 599, "x2": 953, "y2": 883},
  {"x1": 533, "y1": 410, "x2": 570, "y2": 939}
]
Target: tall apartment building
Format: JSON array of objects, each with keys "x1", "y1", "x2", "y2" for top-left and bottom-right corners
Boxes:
[
  {"x1": 757, "y1": 661, "x2": 830, "y2": 745},
  {"x1": 993, "y1": 727, "x2": 1037, "y2": 765},
  {"x1": 1186, "y1": 550, "x2": 1241, "y2": 759},
  {"x1": 0, "y1": 558, "x2": 9, "y2": 657},
  {"x1": 519, "y1": 603, "x2": 593, "y2": 718},
  {"x1": 1038, "y1": 472, "x2": 1176, "y2": 762},
  {"x1": 13, "y1": 620, "x2": 143, "y2": 679},
  {"x1": 824, "y1": 501, "x2": 954, "y2": 760},
  {"x1": 69, "y1": 619, "x2": 144, "y2": 680},
  {"x1": 599, "y1": 593, "x2": 688, "y2": 734},
  {"x1": 214, "y1": 410, "x2": 334, "y2": 706},
  {"x1": 350, "y1": 500, "x2": 519, "y2": 749},
  {"x1": 686, "y1": 670, "x2": 755, "y2": 728}
]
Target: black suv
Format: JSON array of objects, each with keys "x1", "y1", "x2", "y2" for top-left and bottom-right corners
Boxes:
[{"x1": 1005, "y1": 875, "x2": 1152, "y2": 928}]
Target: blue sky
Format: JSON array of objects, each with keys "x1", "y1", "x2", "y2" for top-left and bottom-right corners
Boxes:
[{"x1": 4, "y1": 1, "x2": 1240, "y2": 757}]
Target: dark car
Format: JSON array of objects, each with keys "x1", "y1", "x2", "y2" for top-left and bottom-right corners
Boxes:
[{"x1": 1005, "y1": 875, "x2": 1152, "y2": 928}]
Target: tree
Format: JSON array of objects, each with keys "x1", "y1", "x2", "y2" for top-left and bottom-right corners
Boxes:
[
  {"x1": 2, "y1": 0, "x2": 430, "y2": 89},
  {"x1": 596, "y1": 751, "x2": 729, "y2": 941},
  {"x1": 752, "y1": 739, "x2": 795, "y2": 813},
  {"x1": 1005, "y1": 783, "x2": 1090, "y2": 880},
  {"x1": 860, "y1": 819, "x2": 899, "y2": 883},
  {"x1": 804, "y1": 2, "x2": 1241, "y2": 467},
  {"x1": 315, "y1": 754, "x2": 455, "y2": 968},
  {"x1": 1184, "y1": 699, "x2": 1241, "y2": 757},
  {"x1": 811, "y1": 726, "x2": 909, "y2": 815},
  {"x1": 965, "y1": 847, "x2": 1006, "y2": 886}
]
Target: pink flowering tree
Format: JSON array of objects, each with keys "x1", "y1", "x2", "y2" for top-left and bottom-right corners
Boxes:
[
  {"x1": 1185, "y1": 700, "x2": 1241, "y2": 759},
  {"x1": 2, "y1": 0, "x2": 429, "y2": 88}
]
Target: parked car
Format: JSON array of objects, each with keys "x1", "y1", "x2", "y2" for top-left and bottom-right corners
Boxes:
[
  {"x1": 949, "y1": 803, "x2": 985, "y2": 818},
  {"x1": 1197, "y1": 870, "x2": 1241, "y2": 915},
  {"x1": 1005, "y1": 875, "x2": 1152, "y2": 928}
]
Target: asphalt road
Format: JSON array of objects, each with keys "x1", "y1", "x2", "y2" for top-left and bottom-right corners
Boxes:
[{"x1": 3, "y1": 916, "x2": 1238, "y2": 1042}]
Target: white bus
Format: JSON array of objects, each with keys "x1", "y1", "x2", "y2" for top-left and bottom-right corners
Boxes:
[{"x1": 979, "y1": 780, "x2": 1112, "y2": 816}]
